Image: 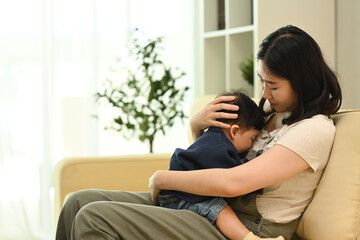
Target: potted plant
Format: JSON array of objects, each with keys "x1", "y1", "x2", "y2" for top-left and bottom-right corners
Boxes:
[
  {"x1": 95, "y1": 35, "x2": 190, "y2": 153},
  {"x1": 239, "y1": 55, "x2": 254, "y2": 86}
]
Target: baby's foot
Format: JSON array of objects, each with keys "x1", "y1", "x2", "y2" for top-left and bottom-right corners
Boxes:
[{"x1": 243, "y1": 231, "x2": 284, "y2": 240}]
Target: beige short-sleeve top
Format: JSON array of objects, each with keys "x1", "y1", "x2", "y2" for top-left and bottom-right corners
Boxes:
[{"x1": 253, "y1": 113, "x2": 336, "y2": 223}]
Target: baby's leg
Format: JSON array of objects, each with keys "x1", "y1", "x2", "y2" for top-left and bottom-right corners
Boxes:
[
  {"x1": 216, "y1": 205, "x2": 284, "y2": 240},
  {"x1": 216, "y1": 204, "x2": 249, "y2": 239}
]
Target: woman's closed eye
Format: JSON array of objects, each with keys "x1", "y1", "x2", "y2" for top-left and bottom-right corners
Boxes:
[{"x1": 266, "y1": 81, "x2": 278, "y2": 90}]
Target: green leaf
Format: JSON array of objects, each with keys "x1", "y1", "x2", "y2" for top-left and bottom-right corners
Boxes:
[
  {"x1": 239, "y1": 55, "x2": 254, "y2": 85},
  {"x1": 115, "y1": 117, "x2": 123, "y2": 125}
]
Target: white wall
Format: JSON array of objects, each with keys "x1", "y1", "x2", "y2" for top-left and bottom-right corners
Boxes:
[{"x1": 336, "y1": 0, "x2": 360, "y2": 109}]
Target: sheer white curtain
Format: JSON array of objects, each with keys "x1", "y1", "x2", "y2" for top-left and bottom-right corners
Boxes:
[{"x1": 0, "y1": 0, "x2": 194, "y2": 239}]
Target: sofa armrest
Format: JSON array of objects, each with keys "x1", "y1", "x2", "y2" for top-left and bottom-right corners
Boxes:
[{"x1": 53, "y1": 153, "x2": 171, "y2": 219}]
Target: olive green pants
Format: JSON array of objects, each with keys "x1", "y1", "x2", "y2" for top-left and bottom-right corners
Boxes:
[{"x1": 55, "y1": 189, "x2": 299, "y2": 240}]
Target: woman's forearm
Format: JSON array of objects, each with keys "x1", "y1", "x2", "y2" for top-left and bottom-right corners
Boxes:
[
  {"x1": 155, "y1": 168, "x2": 240, "y2": 198},
  {"x1": 189, "y1": 95, "x2": 239, "y2": 141},
  {"x1": 190, "y1": 118, "x2": 204, "y2": 141},
  {"x1": 153, "y1": 145, "x2": 311, "y2": 199}
]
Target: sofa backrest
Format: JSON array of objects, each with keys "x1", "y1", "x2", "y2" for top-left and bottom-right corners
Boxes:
[{"x1": 295, "y1": 110, "x2": 360, "y2": 240}]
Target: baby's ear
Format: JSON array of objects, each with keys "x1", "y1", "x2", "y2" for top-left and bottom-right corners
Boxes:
[{"x1": 230, "y1": 124, "x2": 241, "y2": 138}]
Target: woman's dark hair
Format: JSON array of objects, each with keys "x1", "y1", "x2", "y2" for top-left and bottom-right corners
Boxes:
[
  {"x1": 257, "y1": 25, "x2": 342, "y2": 125},
  {"x1": 217, "y1": 90, "x2": 265, "y2": 131}
]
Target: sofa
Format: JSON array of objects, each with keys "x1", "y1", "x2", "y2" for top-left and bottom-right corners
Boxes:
[{"x1": 54, "y1": 95, "x2": 360, "y2": 239}]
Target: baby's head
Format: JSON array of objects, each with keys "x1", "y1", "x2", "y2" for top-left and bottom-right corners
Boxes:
[{"x1": 217, "y1": 90, "x2": 265, "y2": 153}]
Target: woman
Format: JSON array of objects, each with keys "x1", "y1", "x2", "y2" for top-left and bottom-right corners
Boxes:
[{"x1": 55, "y1": 25, "x2": 342, "y2": 240}]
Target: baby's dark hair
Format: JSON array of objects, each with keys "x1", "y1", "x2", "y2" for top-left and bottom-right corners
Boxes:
[{"x1": 216, "y1": 90, "x2": 265, "y2": 131}]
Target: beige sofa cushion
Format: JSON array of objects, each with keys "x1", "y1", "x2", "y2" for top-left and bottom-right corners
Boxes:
[{"x1": 295, "y1": 110, "x2": 360, "y2": 240}]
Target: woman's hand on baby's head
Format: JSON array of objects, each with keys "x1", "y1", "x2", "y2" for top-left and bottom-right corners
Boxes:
[{"x1": 191, "y1": 95, "x2": 239, "y2": 131}]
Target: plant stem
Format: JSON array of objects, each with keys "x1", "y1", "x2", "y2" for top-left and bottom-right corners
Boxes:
[{"x1": 149, "y1": 137, "x2": 153, "y2": 153}]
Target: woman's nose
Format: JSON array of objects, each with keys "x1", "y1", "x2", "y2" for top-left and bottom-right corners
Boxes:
[{"x1": 262, "y1": 83, "x2": 272, "y2": 99}]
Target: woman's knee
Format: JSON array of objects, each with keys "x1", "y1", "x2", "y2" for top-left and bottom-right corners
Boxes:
[
  {"x1": 72, "y1": 201, "x2": 124, "y2": 239},
  {"x1": 73, "y1": 201, "x2": 102, "y2": 223},
  {"x1": 63, "y1": 189, "x2": 99, "y2": 209}
]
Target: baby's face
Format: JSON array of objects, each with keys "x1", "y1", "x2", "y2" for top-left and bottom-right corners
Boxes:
[{"x1": 232, "y1": 128, "x2": 260, "y2": 153}]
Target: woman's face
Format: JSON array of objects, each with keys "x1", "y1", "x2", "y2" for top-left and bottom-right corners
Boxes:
[{"x1": 258, "y1": 60, "x2": 298, "y2": 113}]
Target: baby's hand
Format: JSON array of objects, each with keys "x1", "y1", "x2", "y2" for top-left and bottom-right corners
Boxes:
[{"x1": 149, "y1": 170, "x2": 161, "y2": 205}]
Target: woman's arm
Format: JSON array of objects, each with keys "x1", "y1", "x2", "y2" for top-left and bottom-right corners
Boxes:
[
  {"x1": 190, "y1": 95, "x2": 239, "y2": 141},
  {"x1": 150, "y1": 144, "x2": 310, "y2": 204}
]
